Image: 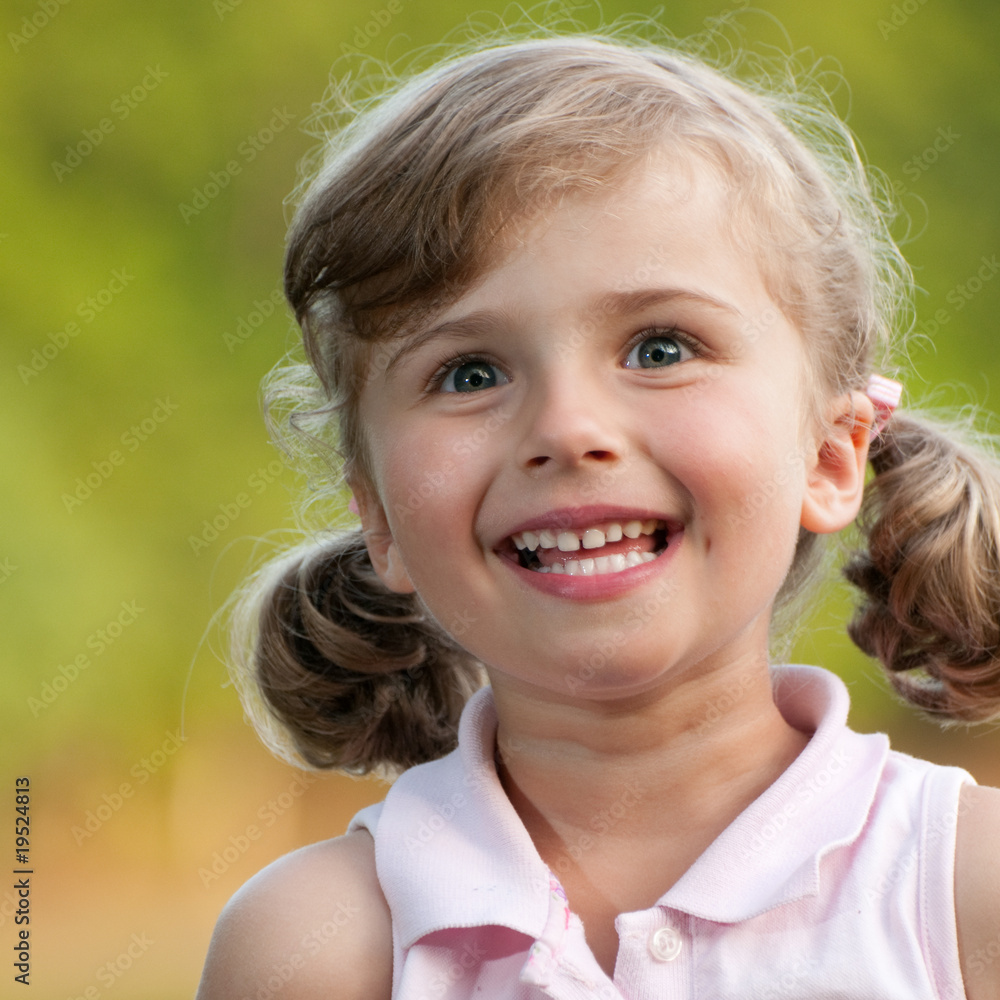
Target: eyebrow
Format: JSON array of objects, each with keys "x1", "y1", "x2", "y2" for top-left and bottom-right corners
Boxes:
[
  {"x1": 592, "y1": 287, "x2": 744, "y2": 321},
  {"x1": 384, "y1": 287, "x2": 744, "y2": 372}
]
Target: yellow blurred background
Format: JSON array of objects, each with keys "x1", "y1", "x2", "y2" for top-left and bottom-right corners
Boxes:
[{"x1": 2, "y1": 0, "x2": 999, "y2": 996}]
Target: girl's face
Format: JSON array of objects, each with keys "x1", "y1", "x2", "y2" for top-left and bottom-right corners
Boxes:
[{"x1": 355, "y1": 153, "x2": 868, "y2": 703}]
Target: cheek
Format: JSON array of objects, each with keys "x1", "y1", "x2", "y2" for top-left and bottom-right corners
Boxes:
[
  {"x1": 371, "y1": 429, "x2": 459, "y2": 527},
  {"x1": 376, "y1": 408, "x2": 512, "y2": 536},
  {"x1": 680, "y1": 395, "x2": 807, "y2": 530},
  {"x1": 374, "y1": 440, "x2": 485, "y2": 610}
]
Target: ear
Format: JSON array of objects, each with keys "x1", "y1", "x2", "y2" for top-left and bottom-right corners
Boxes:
[
  {"x1": 349, "y1": 483, "x2": 416, "y2": 594},
  {"x1": 800, "y1": 391, "x2": 874, "y2": 534}
]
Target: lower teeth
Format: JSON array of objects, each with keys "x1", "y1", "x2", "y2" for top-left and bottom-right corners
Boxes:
[{"x1": 535, "y1": 550, "x2": 658, "y2": 575}]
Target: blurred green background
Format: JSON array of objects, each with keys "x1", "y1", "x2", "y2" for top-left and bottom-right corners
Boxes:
[{"x1": 2, "y1": 0, "x2": 998, "y2": 995}]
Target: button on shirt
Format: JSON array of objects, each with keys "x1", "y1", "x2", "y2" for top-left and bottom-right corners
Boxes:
[
  {"x1": 648, "y1": 925, "x2": 682, "y2": 962},
  {"x1": 349, "y1": 665, "x2": 972, "y2": 999}
]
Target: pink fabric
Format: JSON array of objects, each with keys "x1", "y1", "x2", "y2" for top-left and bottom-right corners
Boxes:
[
  {"x1": 866, "y1": 373, "x2": 903, "y2": 441},
  {"x1": 349, "y1": 665, "x2": 973, "y2": 998}
]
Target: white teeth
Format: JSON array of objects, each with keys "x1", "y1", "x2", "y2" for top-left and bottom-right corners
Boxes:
[
  {"x1": 539, "y1": 529, "x2": 559, "y2": 549},
  {"x1": 513, "y1": 519, "x2": 665, "y2": 552},
  {"x1": 557, "y1": 531, "x2": 580, "y2": 552},
  {"x1": 552, "y1": 550, "x2": 655, "y2": 576}
]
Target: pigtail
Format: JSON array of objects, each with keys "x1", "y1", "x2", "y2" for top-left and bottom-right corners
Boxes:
[
  {"x1": 232, "y1": 531, "x2": 485, "y2": 776},
  {"x1": 845, "y1": 413, "x2": 1000, "y2": 721}
]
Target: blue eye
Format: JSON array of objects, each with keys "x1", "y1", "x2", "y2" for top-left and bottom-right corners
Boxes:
[
  {"x1": 624, "y1": 334, "x2": 689, "y2": 369},
  {"x1": 441, "y1": 360, "x2": 509, "y2": 393}
]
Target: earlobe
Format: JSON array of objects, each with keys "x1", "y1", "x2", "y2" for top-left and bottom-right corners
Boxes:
[
  {"x1": 800, "y1": 391, "x2": 874, "y2": 535},
  {"x1": 350, "y1": 486, "x2": 416, "y2": 594}
]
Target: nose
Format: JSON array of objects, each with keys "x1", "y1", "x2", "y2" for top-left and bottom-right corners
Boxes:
[{"x1": 514, "y1": 375, "x2": 627, "y2": 472}]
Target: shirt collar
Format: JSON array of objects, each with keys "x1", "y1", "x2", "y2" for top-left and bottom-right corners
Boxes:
[
  {"x1": 374, "y1": 665, "x2": 888, "y2": 947},
  {"x1": 661, "y1": 665, "x2": 888, "y2": 922},
  {"x1": 374, "y1": 685, "x2": 552, "y2": 949}
]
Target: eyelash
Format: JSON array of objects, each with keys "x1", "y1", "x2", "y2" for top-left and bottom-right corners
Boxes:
[
  {"x1": 424, "y1": 327, "x2": 703, "y2": 392},
  {"x1": 425, "y1": 352, "x2": 509, "y2": 393},
  {"x1": 622, "y1": 326, "x2": 703, "y2": 365}
]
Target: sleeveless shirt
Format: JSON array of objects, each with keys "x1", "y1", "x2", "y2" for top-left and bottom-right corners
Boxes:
[{"x1": 349, "y1": 665, "x2": 973, "y2": 999}]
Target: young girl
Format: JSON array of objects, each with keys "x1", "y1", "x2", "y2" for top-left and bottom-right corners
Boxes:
[{"x1": 196, "y1": 29, "x2": 1000, "y2": 1000}]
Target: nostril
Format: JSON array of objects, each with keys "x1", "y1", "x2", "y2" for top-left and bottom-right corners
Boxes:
[{"x1": 524, "y1": 450, "x2": 615, "y2": 469}]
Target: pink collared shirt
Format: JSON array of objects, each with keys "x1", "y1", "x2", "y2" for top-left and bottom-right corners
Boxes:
[{"x1": 349, "y1": 666, "x2": 973, "y2": 998}]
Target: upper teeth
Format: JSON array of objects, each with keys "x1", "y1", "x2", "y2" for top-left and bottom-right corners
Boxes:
[{"x1": 512, "y1": 519, "x2": 662, "y2": 552}]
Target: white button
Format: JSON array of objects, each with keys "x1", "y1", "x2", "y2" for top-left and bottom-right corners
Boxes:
[{"x1": 649, "y1": 925, "x2": 682, "y2": 962}]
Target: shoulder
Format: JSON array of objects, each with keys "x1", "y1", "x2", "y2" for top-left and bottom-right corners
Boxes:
[
  {"x1": 956, "y1": 784, "x2": 1000, "y2": 1000},
  {"x1": 195, "y1": 829, "x2": 392, "y2": 1000}
]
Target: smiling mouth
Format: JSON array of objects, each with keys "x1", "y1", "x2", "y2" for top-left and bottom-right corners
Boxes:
[{"x1": 508, "y1": 519, "x2": 669, "y2": 576}]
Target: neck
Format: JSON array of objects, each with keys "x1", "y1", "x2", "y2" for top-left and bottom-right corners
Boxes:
[{"x1": 489, "y1": 651, "x2": 810, "y2": 906}]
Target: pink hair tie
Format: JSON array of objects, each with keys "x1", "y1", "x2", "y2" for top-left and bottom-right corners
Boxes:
[{"x1": 866, "y1": 374, "x2": 903, "y2": 441}]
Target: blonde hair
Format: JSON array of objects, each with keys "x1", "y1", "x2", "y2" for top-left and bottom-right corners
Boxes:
[{"x1": 231, "y1": 27, "x2": 1000, "y2": 774}]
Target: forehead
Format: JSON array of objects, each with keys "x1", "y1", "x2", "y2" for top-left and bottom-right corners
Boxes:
[
  {"x1": 520, "y1": 150, "x2": 729, "y2": 248},
  {"x1": 426, "y1": 152, "x2": 768, "y2": 327}
]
